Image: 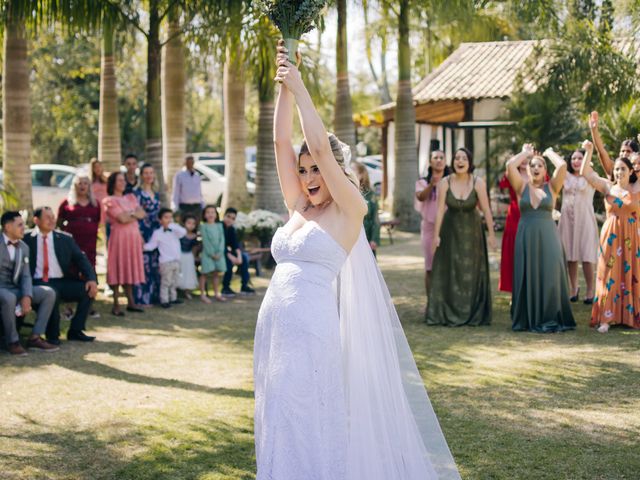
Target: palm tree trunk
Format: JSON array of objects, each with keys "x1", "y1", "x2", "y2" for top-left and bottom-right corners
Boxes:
[
  {"x1": 223, "y1": 44, "x2": 250, "y2": 211},
  {"x1": 161, "y1": 10, "x2": 186, "y2": 200},
  {"x1": 2, "y1": 14, "x2": 32, "y2": 211},
  {"x1": 334, "y1": 0, "x2": 356, "y2": 154},
  {"x1": 392, "y1": 0, "x2": 419, "y2": 231},
  {"x1": 146, "y1": 0, "x2": 165, "y2": 203},
  {"x1": 255, "y1": 97, "x2": 285, "y2": 213},
  {"x1": 98, "y1": 20, "x2": 121, "y2": 173}
]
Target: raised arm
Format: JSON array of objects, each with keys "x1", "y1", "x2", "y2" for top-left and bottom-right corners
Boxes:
[
  {"x1": 274, "y1": 82, "x2": 303, "y2": 211},
  {"x1": 543, "y1": 148, "x2": 568, "y2": 194},
  {"x1": 505, "y1": 144, "x2": 533, "y2": 195},
  {"x1": 276, "y1": 50, "x2": 366, "y2": 220},
  {"x1": 432, "y1": 178, "x2": 449, "y2": 254},
  {"x1": 589, "y1": 111, "x2": 614, "y2": 177},
  {"x1": 475, "y1": 177, "x2": 496, "y2": 250},
  {"x1": 580, "y1": 140, "x2": 611, "y2": 195}
]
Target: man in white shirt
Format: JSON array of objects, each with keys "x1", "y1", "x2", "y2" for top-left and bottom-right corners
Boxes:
[
  {"x1": 172, "y1": 155, "x2": 204, "y2": 221},
  {"x1": 144, "y1": 208, "x2": 186, "y2": 308}
]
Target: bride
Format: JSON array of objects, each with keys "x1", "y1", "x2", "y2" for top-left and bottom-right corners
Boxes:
[{"x1": 253, "y1": 41, "x2": 460, "y2": 480}]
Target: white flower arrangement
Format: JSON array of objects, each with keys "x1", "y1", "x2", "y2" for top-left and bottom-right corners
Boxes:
[{"x1": 233, "y1": 211, "x2": 252, "y2": 232}]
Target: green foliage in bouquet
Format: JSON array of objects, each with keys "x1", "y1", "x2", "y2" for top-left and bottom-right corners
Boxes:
[{"x1": 257, "y1": 0, "x2": 326, "y2": 40}]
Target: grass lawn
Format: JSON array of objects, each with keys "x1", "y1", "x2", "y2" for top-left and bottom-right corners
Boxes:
[{"x1": 1, "y1": 231, "x2": 639, "y2": 480}]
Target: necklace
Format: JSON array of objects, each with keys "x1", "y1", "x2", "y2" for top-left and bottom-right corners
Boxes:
[{"x1": 303, "y1": 198, "x2": 332, "y2": 213}]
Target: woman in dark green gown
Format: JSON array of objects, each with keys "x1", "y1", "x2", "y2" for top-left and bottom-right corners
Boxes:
[
  {"x1": 507, "y1": 144, "x2": 575, "y2": 332},
  {"x1": 426, "y1": 148, "x2": 496, "y2": 326}
]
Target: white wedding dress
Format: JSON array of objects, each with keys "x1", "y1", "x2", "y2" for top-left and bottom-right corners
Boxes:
[{"x1": 254, "y1": 220, "x2": 460, "y2": 480}]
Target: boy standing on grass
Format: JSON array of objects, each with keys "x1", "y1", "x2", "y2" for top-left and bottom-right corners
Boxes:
[{"x1": 143, "y1": 208, "x2": 186, "y2": 308}]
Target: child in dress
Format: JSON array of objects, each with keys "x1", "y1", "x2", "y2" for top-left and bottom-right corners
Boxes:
[
  {"x1": 177, "y1": 214, "x2": 200, "y2": 299},
  {"x1": 199, "y1": 205, "x2": 227, "y2": 303},
  {"x1": 143, "y1": 208, "x2": 186, "y2": 308}
]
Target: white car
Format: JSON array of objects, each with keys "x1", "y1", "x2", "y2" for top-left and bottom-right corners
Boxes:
[
  {"x1": 192, "y1": 162, "x2": 226, "y2": 207},
  {"x1": 197, "y1": 158, "x2": 256, "y2": 195},
  {"x1": 0, "y1": 164, "x2": 78, "y2": 209}
]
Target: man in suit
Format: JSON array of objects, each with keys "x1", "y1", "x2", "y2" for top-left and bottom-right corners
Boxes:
[
  {"x1": 24, "y1": 206, "x2": 98, "y2": 343},
  {"x1": 0, "y1": 211, "x2": 58, "y2": 356}
]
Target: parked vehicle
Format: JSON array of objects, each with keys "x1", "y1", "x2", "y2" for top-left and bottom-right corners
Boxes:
[
  {"x1": 354, "y1": 156, "x2": 382, "y2": 196},
  {"x1": 0, "y1": 164, "x2": 77, "y2": 209}
]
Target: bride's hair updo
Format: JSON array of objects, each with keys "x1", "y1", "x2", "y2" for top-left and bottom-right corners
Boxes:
[{"x1": 298, "y1": 133, "x2": 359, "y2": 188}]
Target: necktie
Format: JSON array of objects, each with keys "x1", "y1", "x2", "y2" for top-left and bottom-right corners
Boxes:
[
  {"x1": 42, "y1": 234, "x2": 49, "y2": 282},
  {"x1": 6, "y1": 240, "x2": 18, "y2": 247}
]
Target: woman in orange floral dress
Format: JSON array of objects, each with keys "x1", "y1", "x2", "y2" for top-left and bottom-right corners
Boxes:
[{"x1": 581, "y1": 140, "x2": 640, "y2": 333}]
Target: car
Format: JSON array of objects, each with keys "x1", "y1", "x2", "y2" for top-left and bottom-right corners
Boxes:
[
  {"x1": 192, "y1": 162, "x2": 226, "y2": 207},
  {"x1": 197, "y1": 158, "x2": 256, "y2": 196},
  {"x1": 0, "y1": 164, "x2": 78, "y2": 209}
]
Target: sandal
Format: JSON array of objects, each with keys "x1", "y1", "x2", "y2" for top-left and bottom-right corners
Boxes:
[
  {"x1": 200, "y1": 295, "x2": 212, "y2": 304},
  {"x1": 111, "y1": 308, "x2": 124, "y2": 317},
  {"x1": 569, "y1": 287, "x2": 580, "y2": 303},
  {"x1": 215, "y1": 295, "x2": 227, "y2": 302}
]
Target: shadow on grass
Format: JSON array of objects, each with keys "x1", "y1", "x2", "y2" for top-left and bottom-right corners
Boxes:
[
  {"x1": 3, "y1": 339, "x2": 253, "y2": 399},
  {"x1": 1, "y1": 415, "x2": 256, "y2": 480}
]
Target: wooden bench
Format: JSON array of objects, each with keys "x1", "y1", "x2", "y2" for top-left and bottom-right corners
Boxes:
[
  {"x1": 245, "y1": 247, "x2": 271, "y2": 277},
  {"x1": 380, "y1": 218, "x2": 400, "y2": 244}
]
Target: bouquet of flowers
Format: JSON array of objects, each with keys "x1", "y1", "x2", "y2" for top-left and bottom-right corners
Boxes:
[
  {"x1": 257, "y1": 0, "x2": 327, "y2": 62},
  {"x1": 248, "y1": 209, "x2": 285, "y2": 246}
]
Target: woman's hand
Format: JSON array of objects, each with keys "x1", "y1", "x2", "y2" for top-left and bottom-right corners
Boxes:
[
  {"x1": 432, "y1": 236, "x2": 441, "y2": 255},
  {"x1": 589, "y1": 111, "x2": 599, "y2": 130},
  {"x1": 212, "y1": 254, "x2": 220, "y2": 260},
  {"x1": 274, "y1": 45, "x2": 304, "y2": 95},
  {"x1": 522, "y1": 143, "x2": 534, "y2": 158},
  {"x1": 582, "y1": 139, "x2": 594, "y2": 153}
]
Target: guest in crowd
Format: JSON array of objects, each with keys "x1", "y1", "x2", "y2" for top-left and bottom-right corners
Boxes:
[
  {"x1": 143, "y1": 208, "x2": 186, "y2": 309},
  {"x1": 498, "y1": 163, "x2": 527, "y2": 293},
  {"x1": 581, "y1": 142, "x2": 640, "y2": 333},
  {"x1": 415, "y1": 150, "x2": 450, "y2": 299},
  {"x1": 133, "y1": 163, "x2": 161, "y2": 306},
  {"x1": 221, "y1": 207, "x2": 255, "y2": 297},
  {"x1": 172, "y1": 155, "x2": 204, "y2": 221},
  {"x1": 25, "y1": 207, "x2": 98, "y2": 343},
  {"x1": 177, "y1": 214, "x2": 200, "y2": 299},
  {"x1": 558, "y1": 147, "x2": 599, "y2": 304},
  {"x1": 590, "y1": 111, "x2": 640, "y2": 176},
  {"x1": 426, "y1": 147, "x2": 495, "y2": 326},
  {"x1": 199, "y1": 205, "x2": 227, "y2": 303},
  {"x1": 57, "y1": 175, "x2": 101, "y2": 269},
  {"x1": 103, "y1": 172, "x2": 146, "y2": 316},
  {"x1": 0, "y1": 211, "x2": 58, "y2": 355},
  {"x1": 508, "y1": 145, "x2": 575, "y2": 333},
  {"x1": 351, "y1": 162, "x2": 380, "y2": 256},
  {"x1": 123, "y1": 153, "x2": 139, "y2": 195},
  {"x1": 89, "y1": 157, "x2": 108, "y2": 225}
]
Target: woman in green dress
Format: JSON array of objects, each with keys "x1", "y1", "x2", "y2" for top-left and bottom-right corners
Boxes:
[
  {"x1": 426, "y1": 147, "x2": 496, "y2": 326},
  {"x1": 507, "y1": 144, "x2": 575, "y2": 333}
]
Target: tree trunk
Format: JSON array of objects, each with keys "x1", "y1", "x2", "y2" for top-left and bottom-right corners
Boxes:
[
  {"x1": 223, "y1": 44, "x2": 250, "y2": 211},
  {"x1": 334, "y1": 0, "x2": 356, "y2": 155},
  {"x1": 255, "y1": 97, "x2": 284, "y2": 213},
  {"x1": 161, "y1": 10, "x2": 186, "y2": 200},
  {"x1": 2, "y1": 15, "x2": 32, "y2": 211},
  {"x1": 98, "y1": 20, "x2": 121, "y2": 173},
  {"x1": 392, "y1": 0, "x2": 419, "y2": 231},
  {"x1": 146, "y1": 0, "x2": 165, "y2": 203}
]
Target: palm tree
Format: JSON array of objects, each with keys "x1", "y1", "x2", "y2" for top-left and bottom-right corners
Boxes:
[
  {"x1": 161, "y1": 5, "x2": 186, "y2": 197},
  {"x1": 98, "y1": 18, "x2": 121, "y2": 173},
  {"x1": 334, "y1": 0, "x2": 356, "y2": 155},
  {"x1": 2, "y1": 2, "x2": 33, "y2": 210},
  {"x1": 250, "y1": 16, "x2": 285, "y2": 213},
  {"x1": 391, "y1": 0, "x2": 419, "y2": 231}
]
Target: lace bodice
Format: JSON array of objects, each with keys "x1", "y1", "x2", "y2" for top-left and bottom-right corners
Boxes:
[{"x1": 271, "y1": 221, "x2": 348, "y2": 285}]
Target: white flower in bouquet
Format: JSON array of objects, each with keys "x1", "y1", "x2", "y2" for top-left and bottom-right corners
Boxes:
[{"x1": 257, "y1": 0, "x2": 327, "y2": 61}]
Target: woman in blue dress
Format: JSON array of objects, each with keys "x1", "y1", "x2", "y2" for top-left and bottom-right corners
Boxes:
[{"x1": 133, "y1": 163, "x2": 161, "y2": 306}]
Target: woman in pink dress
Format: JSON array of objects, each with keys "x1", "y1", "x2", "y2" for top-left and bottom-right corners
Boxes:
[
  {"x1": 414, "y1": 150, "x2": 450, "y2": 302},
  {"x1": 558, "y1": 147, "x2": 599, "y2": 303},
  {"x1": 103, "y1": 172, "x2": 146, "y2": 316}
]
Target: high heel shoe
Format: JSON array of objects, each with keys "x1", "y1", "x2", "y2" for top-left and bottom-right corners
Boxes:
[
  {"x1": 570, "y1": 287, "x2": 580, "y2": 303},
  {"x1": 583, "y1": 297, "x2": 594, "y2": 305}
]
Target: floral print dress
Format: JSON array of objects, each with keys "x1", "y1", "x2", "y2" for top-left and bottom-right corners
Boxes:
[
  {"x1": 591, "y1": 190, "x2": 640, "y2": 329},
  {"x1": 133, "y1": 188, "x2": 161, "y2": 305}
]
